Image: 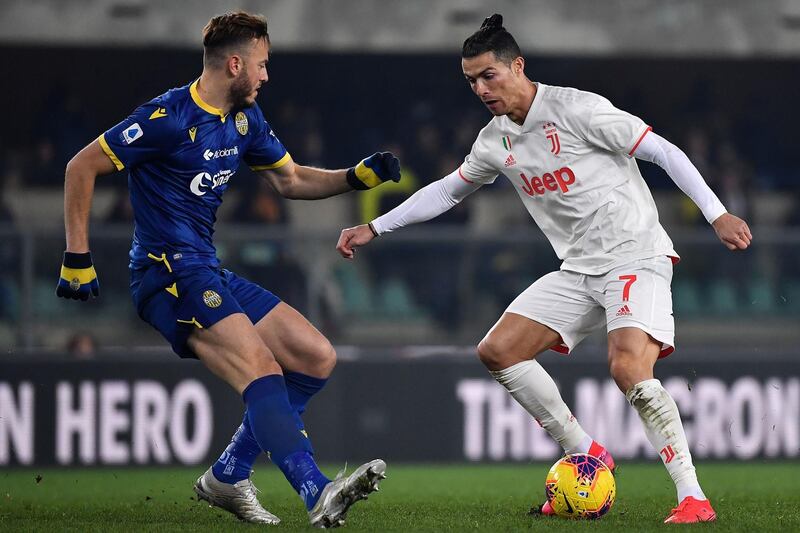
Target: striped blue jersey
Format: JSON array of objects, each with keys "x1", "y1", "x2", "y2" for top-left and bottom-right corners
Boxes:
[{"x1": 100, "y1": 79, "x2": 290, "y2": 270}]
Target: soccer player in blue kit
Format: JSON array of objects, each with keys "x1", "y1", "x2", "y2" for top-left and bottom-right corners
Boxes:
[{"x1": 56, "y1": 11, "x2": 397, "y2": 528}]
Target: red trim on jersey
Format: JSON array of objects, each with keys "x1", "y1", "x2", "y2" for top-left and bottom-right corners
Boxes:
[
  {"x1": 550, "y1": 343, "x2": 570, "y2": 354},
  {"x1": 628, "y1": 126, "x2": 653, "y2": 156},
  {"x1": 549, "y1": 336, "x2": 672, "y2": 358},
  {"x1": 457, "y1": 166, "x2": 475, "y2": 184},
  {"x1": 552, "y1": 342, "x2": 672, "y2": 358},
  {"x1": 658, "y1": 346, "x2": 675, "y2": 359},
  {"x1": 669, "y1": 255, "x2": 680, "y2": 265}
]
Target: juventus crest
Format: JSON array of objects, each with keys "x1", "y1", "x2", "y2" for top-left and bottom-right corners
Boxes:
[{"x1": 543, "y1": 121, "x2": 561, "y2": 155}]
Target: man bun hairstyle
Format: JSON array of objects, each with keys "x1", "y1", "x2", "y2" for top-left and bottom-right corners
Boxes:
[
  {"x1": 480, "y1": 13, "x2": 504, "y2": 31},
  {"x1": 462, "y1": 13, "x2": 522, "y2": 65},
  {"x1": 202, "y1": 11, "x2": 270, "y2": 67}
]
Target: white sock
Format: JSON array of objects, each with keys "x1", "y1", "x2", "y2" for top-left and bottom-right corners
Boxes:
[
  {"x1": 626, "y1": 378, "x2": 706, "y2": 503},
  {"x1": 569, "y1": 434, "x2": 594, "y2": 455},
  {"x1": 491, "y1": 360, "x2": 589, "y2": 453}
]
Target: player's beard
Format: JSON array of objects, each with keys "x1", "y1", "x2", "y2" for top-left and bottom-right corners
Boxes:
[{"x1": 229, "y1": 67, "x2": 256, "y2": 110}]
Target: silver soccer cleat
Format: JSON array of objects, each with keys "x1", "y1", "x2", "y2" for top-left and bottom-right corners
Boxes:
[
  {"x1": 308, "y1": 459, "x2": 387, "y2": 528},
  {"x1": 193, "y1": 468, "x2": 281, "y2": 525}
]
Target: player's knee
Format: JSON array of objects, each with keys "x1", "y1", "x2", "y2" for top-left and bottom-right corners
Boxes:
[
  {"x1": 477, "y1": 335, "x2": 512, "y2": 370},
  {"x1": 312, "y1": 339, "x2": 337, "y2": 377},
  {"x1": 608, "y1": 352, "x2": 641, "y2": 393},
  {"x1": 239, "y1": 343, "x2": 282, "y2": 381}
]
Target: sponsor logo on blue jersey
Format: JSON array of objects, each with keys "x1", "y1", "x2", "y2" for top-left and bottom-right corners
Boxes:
[
  {"x1": 203, "y1": 146, "x2": 239, "y2": 161},
  {"x1": 120, "y1": 123, "x2": 143, "y2": 145},
  {"x1": 190, "y1": 169, "x2": 234, "y2": 196}
]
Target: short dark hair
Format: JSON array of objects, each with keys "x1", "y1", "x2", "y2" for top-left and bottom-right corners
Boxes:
[
  {"x1": 462, "y1": 14, "x2": 522, "y2": 65},
  {"x1": 202, "y1": 11, "x2": 270, "y2": 67}
]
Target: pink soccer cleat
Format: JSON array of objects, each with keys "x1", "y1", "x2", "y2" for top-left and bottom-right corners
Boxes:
[
  {"x1": 587, "y1": 440, "x2": 616, "y2": 472},
  {"x1": 664, "y1": 496, "x2": 717, "y2": 523},
  {"x1": 538, "y1": 499, "x2": 556, "y2": 516}
]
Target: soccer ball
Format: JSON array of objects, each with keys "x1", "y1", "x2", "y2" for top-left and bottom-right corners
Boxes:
[{"x1": 544, "y1": 453, "x2": 616, "y2": 519}]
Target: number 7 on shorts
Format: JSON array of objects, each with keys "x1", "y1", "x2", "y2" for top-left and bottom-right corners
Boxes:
[{"x1": 619, "y1": 275, "x2": 637, "y2": 302}]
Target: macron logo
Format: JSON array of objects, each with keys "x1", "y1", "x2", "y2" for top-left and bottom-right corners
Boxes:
[{"x1": 204, "y1": 146, "x2": 239, "y2": 161}]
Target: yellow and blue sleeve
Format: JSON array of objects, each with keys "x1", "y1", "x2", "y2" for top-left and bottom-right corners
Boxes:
[
  {"x1": 244, "y1": 110, "x2": 291, "y2": 171},
  {"x1": 98, "y1": 133, "x2": 124, "y2": 170},
  {"x1": 100, "y1": 103, "x2": 177, "y2": 170}
]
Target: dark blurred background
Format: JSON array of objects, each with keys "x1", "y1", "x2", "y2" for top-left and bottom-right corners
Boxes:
[
  {"x1": 1, "y1": 0, "x2": 798, "y2": 466},
  {"x1": 2, "y1": 47, "x2": 799, "y2": 352}
]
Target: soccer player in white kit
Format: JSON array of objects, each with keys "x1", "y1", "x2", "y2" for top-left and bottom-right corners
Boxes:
[{"x1": 337, "y1": 14, "x2": 752, "y2": 524}]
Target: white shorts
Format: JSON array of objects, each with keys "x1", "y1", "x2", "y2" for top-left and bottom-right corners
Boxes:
[{"x1": 506, "y1": 256, "x2": 675, "y2": 358}]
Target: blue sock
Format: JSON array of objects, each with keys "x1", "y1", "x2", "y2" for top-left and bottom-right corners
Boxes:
[
  {"x1": 283, "y1": 451, "x2": 331, "y2": 510},
  {"x1": 284, "y1": 371, "x2": 328, "y2": 433},
  {"x1": 211, "y1": 373, "x2": 328, "y2": 485},
  {"x1": 243, "y1": 375, "x2": 329, "y2": 509},
  {"x1": 211, "y1": 414, "x2": 261, "y2": 484}
]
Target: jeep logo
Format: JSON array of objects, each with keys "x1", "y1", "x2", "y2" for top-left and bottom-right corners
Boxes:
[{"x1": 520, "y1": 167, "x2": 576, "y2": 196}]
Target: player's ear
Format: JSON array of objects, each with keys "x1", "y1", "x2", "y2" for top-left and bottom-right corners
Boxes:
[
  {"x1": 513, "y1": 56, "x2": 525, "y2": 75},
  {"x1": 227, "y1": 54, "x2": 243, "y2": 76}
]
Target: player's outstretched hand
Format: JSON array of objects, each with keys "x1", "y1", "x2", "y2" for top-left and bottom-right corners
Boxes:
[
  {"x1": 712, "y1": 213, "x2": 752, "y2": 251},
  {"x1": 56, "y1": 251, "x2": 100, "y2": 300},
  {"x1": 346, "y1": 152, "x2": 401, "y2": 190},
  {"x1": 337, "y1": 224, "x2": 377, "y2": 259}
]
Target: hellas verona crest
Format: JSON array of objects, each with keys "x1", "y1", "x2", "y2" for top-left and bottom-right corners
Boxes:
[
  {"x1": 203, "y1": 290, "x2": 223, "y2": 308},
  {"x1": 235, "y1": 112, "x2": 248, "y2": 136}
]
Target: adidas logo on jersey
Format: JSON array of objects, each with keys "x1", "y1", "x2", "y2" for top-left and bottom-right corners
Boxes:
[
  {"x1": 504, "y1": 154, "x2": 516, "y2": 167},
  {"x1": 616, "y1": 305, "x2": 632, "y2": 316}
]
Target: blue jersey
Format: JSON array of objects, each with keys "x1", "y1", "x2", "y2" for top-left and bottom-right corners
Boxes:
[{"x1": 100, "y1": 80, "x2": 290, "y2": 270}]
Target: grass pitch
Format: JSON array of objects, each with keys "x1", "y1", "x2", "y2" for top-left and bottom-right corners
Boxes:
[{"x1": 1, "y1": 462, "x2": 798, "y2": 532}]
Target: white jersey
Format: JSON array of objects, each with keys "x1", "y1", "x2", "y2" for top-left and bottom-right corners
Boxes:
[{"x1": 460, "y1": 82, "x2": 678, "y2": 275}]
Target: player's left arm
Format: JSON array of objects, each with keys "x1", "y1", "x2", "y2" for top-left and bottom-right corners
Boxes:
[
  {"x1": 256, "y1": 151, "x2": 401, "y2": 200},
  {"x1": 633, "y1": 131, "x2": 752, "y2": 251},
  {"x1": 246, "y1": 108, "x2": 400, "y2": 199}
]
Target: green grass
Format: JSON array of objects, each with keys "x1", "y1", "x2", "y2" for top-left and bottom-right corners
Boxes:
[{"x1": 1, "y1": 462, "x2": 798, "y2": 531}]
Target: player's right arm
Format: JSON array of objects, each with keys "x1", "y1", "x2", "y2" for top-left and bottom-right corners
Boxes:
[
  {"x1": 55, "y1": 139, "x2": 118, "y2": 300},
  {"x1": 336, "y1": 169, "x2": 481, "y2": 259},
  {"x1": 337, "y1": 128, "x2": 498, "y2": 259},
  {"x1": 64, "y1": 140, "x2": 118, "y2": 253},
  {"x1": 58, "y1": 101, "x2": 178, "y2": 300}
]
